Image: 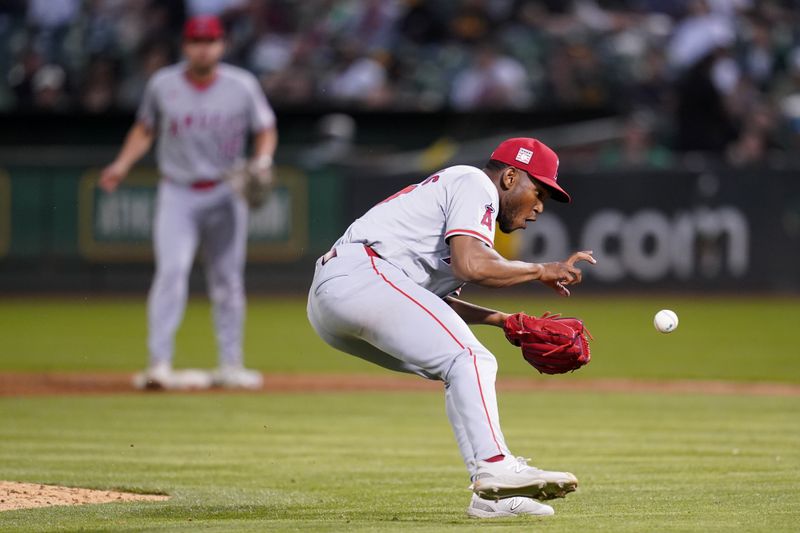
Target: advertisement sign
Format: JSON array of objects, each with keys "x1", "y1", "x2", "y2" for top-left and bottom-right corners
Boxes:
[
  {"x1": 344, "y1": 170, "x2": 800, "y2": 291},
  {"x1": 78, "y1": 167, "x2": 307, "y2": 262}
]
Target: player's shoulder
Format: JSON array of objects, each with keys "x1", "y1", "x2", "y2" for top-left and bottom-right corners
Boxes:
[
  {"x1": 151, "y1": 63, "x2": 184, "y2": 81},
  {"x1": 440, "y1": 165, "x2": 495, "y2": 193},
  {"x1": 146, "y1": 63, "x2": 184, "y2": 88},
  {"x1": 218, "y1": 63, "x2": 260, "y2": 88}
]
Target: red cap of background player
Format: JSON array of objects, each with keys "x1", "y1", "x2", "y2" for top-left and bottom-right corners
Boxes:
[
  {"x1": 183, "y1": 15, "x2": 225, "y2": 40},
  {"x1": 490, "y1": 138, "x2": 570, "y2": 203}
]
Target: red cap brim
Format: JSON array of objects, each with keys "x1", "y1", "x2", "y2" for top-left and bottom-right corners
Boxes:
[{"x1": 531, "y1": 174, "x2": 571, "y2": 203}]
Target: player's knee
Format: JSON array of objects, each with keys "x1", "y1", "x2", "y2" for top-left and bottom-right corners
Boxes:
[
  {"x1": 155, "y1": 261, "x2": 192, "y2": 285},
  {"x1": 444, "y1": 347, "x2": 497, "y2": 382},
  {"x1": 209, "y1": 279, "x2": 243, "y2": 304},
  {"x1": 473, "y1": 349, "x2": 498, "y2": 376}
]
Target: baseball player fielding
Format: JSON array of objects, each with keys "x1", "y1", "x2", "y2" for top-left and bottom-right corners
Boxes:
[
  {"x1": 307, "y1": 137, "x2": 596, "y2": 518},
  {"x1": 100, "y1": 15, "x2": 277, "y2": 390}
]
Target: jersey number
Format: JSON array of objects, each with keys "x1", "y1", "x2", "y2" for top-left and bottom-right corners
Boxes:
[{"x1": 379, "y1": 174, "x2": 439, "y2": 204}]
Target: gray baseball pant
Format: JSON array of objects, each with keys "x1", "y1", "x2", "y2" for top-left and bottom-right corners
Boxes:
[{"x1": 147, "y1": 179, "x2": 248, "y2": 367}]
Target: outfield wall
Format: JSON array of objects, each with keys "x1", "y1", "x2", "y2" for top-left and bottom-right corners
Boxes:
[{"x1": 1, "y1": 159, "x2": 798, "y2": 293}]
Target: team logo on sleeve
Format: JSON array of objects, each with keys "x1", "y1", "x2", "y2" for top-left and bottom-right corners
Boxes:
[{"x1": 481, "y1": 204, "x2": 495, "y2": 230}]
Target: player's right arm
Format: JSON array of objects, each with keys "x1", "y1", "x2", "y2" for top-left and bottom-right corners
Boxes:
[
  {"x1": 449, "y1": 234, "x2": 595, "y2": 296},
  {"x1": 100, "y1": 71, "x2": 162, "y2": 193},
  {"x1": 99, "y1": 121, "x2": 155, "y2": 193}
]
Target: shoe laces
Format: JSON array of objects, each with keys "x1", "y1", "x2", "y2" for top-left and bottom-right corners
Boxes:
[{"x1": 512, "y1": 456, "x2": 533, "y2": 473}]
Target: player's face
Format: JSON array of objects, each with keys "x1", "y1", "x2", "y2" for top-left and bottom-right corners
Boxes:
[
  {"x1": 497, "y1": 169, "x2": 548, "y2": 233},
  {"x1": 183, "y1": 39, "x2": 225, "y2": 72}
]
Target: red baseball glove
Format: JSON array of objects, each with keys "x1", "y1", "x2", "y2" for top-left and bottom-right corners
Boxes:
[{"x1": 503, "y1": 312, "x2": 592, "y2": 375}]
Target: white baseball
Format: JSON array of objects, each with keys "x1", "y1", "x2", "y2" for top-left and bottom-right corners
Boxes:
[{"x1": 654, "y1": 309, "x2": 679, "y2": 333}]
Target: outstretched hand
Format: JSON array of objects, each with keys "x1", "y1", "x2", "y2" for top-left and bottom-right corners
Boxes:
[
  {"x1": 99, "y1": 161, "x2": 129, "y2": 193},
  {"x1": 537, "y1": 251, "x2": 596, "y2": 297}
]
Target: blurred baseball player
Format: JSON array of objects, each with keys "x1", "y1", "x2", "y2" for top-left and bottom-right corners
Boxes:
[
  {"x1": 308, "y1": 138, "x2": 596, "y2": 517},
  {"x1": 100, "y1": 15, "x2": 277, "y2": 390}
]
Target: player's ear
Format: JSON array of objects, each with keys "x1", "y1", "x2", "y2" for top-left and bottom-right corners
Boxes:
[{"x1": 500, "y1": 167, "x2": 517, "y2": 190}]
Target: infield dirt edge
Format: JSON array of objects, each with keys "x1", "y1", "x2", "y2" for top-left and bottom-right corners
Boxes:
[
  {"x1": 1, "y1": 372, "x2": 799, "y2": 397},
  {"x1": 0, "y1": 481, "x2": 168, "y2": 512}
]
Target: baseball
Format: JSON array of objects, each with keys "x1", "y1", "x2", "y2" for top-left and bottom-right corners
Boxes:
[{"x1": 654, "y1": 309, "x2": 679, "y2": 333}]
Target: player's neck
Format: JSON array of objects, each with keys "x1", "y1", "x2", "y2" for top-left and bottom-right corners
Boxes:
[{"x1": 185, "y1": 66, "x2": 218, "y2": 89}]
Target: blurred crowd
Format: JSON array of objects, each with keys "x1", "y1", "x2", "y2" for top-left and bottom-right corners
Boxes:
[{"x1": 2, "y1": 0, "x2": 800, "y2": 164}]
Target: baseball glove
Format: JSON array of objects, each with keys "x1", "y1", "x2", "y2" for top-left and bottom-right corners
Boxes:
[
  {"x1": 503, "y1": 312, "x2": 592, "y2": 375},
  {"x1": 225, "y1": 157, "x2": 274, "y2": 209}
]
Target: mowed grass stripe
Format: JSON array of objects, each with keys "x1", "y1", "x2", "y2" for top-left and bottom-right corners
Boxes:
[
  {"x1": 1, "y1": 295, "x2": 799, "y2": 382},
  {"x1": 1, "y1": 391, "x2": 798, "y2": 532}
]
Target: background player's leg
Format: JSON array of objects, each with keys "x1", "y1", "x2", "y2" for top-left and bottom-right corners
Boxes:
[
  {"x1": 201, "y1": 189, "x2": 260, "y2": 388},
  {"x1": 147, "y1": 182, "x2": 200, "y2": 367}
]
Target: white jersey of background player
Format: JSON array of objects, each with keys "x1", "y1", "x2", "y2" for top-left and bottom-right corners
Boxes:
[
  {"x1": 308, "y1": 138, "x2": 596, "y2": 518},
  {"x1": 100, "y1": 16, "x2": 277, "y2": 390}
]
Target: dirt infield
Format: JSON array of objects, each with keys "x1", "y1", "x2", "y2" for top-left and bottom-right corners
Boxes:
[
  {"x1": 1, "y1": 372, "x2": 799, "y2": 397},
  {"x1": 0, "y1": 481, "x2": 168, "y2": 512}
]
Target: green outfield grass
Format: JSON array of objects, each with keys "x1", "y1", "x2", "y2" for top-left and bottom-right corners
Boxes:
[
  {"x1": 3, "y1": 296, "x2": 800, "y2": 531},
  {"x1": 1, "y1": 295, "x2": 799, "y2": 381},
  {"x1": 2, "y1": 390, "x2": 799, "y2": 532}
]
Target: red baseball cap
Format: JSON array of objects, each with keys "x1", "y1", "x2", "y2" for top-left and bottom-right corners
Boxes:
[
  {"x1": 490, "y1": 138, "x2": 570, "y2": 203},
  {"x1": 183, "y1": 15, "x2": 225, "y2": 40}
]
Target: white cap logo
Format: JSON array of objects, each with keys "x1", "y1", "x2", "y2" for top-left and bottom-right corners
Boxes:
[{"x1": 515, "y1": 147, "x2": 533, "y2": 164}]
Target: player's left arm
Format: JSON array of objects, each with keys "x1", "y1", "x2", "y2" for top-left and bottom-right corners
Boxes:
[
  {"x1": 251, "y1": 126, "x2": 278, "y2": 170},
  {"x1": 444, "y1": 296, "x2": 509, "y2": 328},
  {"x1": 247, "y1": 71, "x2": 278, "y2": 174}
]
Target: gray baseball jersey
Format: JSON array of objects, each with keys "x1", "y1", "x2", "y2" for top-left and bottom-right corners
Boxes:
[
  {"x1": 335, "y1": 165, "x2": 499, "y2": 297},
  {"x1": 137, "y1": 62, "x2": 275, "y2": 183}
]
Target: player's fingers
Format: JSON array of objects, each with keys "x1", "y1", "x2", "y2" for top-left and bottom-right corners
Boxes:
[
  {"x1": 555, "y1": 281, "x2": 571, "y2": 297},
  {"x1": 566, "y1": 250, "x2": 596, "y2": 266},
  {"x1": 559, "y1": 265, "x2": 580, "y2": 284},
  {"x1": 566, "y1": 266, "x2": 582, "y2": 284}
]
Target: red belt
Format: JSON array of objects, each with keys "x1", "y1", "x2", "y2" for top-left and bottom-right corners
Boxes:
[
  {"x1": 191, "y1": 180, "x2": 219, "y2": 190},
  {"x1": 321, "y1": 245, "x2": 379, "y2": 264}
]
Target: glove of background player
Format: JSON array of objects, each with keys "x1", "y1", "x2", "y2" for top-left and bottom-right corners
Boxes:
[
  {"x1": 226, "y1": 155, "x2": 274, "y2": 209},
  {"x1": 503, "y1": 312, "x2": 592, "y2": 375}
]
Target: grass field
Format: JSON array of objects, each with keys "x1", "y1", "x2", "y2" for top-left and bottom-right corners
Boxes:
[
  {"x1": 2, "y1": 295, "x2": 800, "y2": 531},
  {"x1": 3, "y1": 294, "x2": 800, "y2": 381}
]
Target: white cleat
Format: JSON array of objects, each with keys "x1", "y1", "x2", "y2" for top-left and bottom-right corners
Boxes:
[
  {"x1": 466, "y1": 493, "x2": 554, "y2": 518},
  {"x1": 470, "y1": 455, "x2": 578, "y2": 501},
  {"x1": 132, "y1": 363, "x2": 213, "y2": 391},
  {"x1": 211, "y1": 365, "x2": 264, "y2": 390}
]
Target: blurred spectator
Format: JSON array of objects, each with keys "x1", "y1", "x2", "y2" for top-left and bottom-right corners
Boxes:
[
  {"x1": 323, "y1": 40, "x2": 391, "y2": 107},
  {"x1": 450, "y1": 45, "x2": 531, "y2": 110},
  {"x1": 80, "y1": 57, "x2": 117, "y2": 113},
  {"x1": 26, "y1": 0, "x2": 80, "y2": 64},
  {"x1": 7, "y1": 47, "x2": 44, "y2": 109},
  {"x1": 449, "y1": 0, "x2": 492, "y2": 44},
  {"x1": 302, "y1": 113, "x2": 357, "y2": 169},
  {"x1": 667, "y1": 0, "x2": 735, "y2": 72},
  {"x1": 725, "y1": 101, "x2": 778, "y2": 166},
  {"x1": 396, "y1": 0, "x2": 447, "y2": 46},
  {"x1": 185, "y1": 0, "x2": 248, "y2": 17},
  {"x1": 598, "y1": 111, "x2": 674, "y2": 168},
  {"x1": 31, "y1": 64, "x2": 69, "y2": 111},
  {"x1": 118, "y1": 43, "x2": 173, "y2": 109},
  {"x1": 0, "y1": 0, "x2": 799, "y2": 163},
  {"x1": 542, "y1": 40, "x2": 610, "y2": 110},
  {"x1": 675, "y1": 53, "x2": 739, "y2": 151},
  {"x1": 775, "y1": 48, "x2": 800, "y2": 149}
]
